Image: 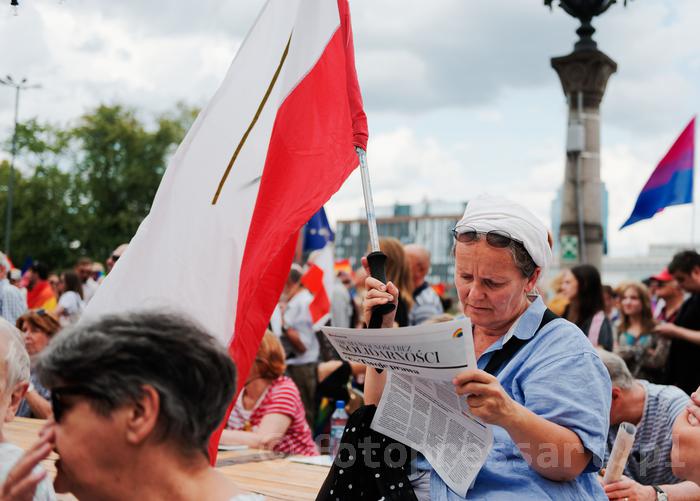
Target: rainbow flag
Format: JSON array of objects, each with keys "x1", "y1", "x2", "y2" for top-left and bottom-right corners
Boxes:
[{"x1": 621, "y1": 117, "x2": 695, "y2": 229}]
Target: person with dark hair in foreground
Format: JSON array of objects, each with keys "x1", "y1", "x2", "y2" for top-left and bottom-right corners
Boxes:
[{"x1": 2, "y1": 310, "x2": 263, "y2": 501}]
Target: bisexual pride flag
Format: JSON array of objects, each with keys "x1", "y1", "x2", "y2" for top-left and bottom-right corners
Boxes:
[{"x1": 621, "y1": 117, "x2": 695, "y2": 229}]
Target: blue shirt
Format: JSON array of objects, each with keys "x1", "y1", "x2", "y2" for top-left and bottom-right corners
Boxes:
[{"x1": 426, "y1": 296, "x2": 611, "y2": 500}]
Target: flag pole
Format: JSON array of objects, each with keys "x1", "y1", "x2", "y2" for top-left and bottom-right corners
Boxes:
[
  {"x1": 693, "y1": 128, "x2": 697, "y2": 251},
  {"x1": 356, "y1": 147, "x2": 396, "y2": 326},
  {"x1": 692, "y1": 202, "x2": 696, "y2": 250}
]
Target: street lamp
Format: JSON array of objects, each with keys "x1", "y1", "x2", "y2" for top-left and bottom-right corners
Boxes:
[
  {"x1": 0, "y1": 75, "x2": 41, "y2": 257},
  {"x1": 544, "y1": 1, "x2": 632, "y2": 51}
]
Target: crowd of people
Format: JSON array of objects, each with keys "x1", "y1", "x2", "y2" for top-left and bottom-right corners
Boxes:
[
  {"x1": 548, "y1": 252, "x2": 700, "y2": 397},
  {"x1": 4, "y1": 196, "x2": 700, "y2": 500}
]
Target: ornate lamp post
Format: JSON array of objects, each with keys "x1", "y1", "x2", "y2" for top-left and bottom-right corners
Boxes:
[{"x1": 545, "y1": 0, "x2": 629, "y2": 269}]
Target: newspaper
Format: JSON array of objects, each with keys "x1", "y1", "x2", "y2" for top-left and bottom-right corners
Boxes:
[
  {"x1": 322, "y1": 320, "x2": 493, "y2": 496},
  {"x1": 322, "y1": 319, "x2": 474, "y2": 379}
]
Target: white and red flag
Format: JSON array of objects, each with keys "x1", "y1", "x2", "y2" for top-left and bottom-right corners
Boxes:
[
  {"x1": 83, "y1": 0, "x2": 367, "y2": 455},
  {"x1": 302, "y1": 207, "x2": 335, "y2": 329}
]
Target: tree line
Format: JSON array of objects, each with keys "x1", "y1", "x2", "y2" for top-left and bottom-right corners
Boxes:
[{"x1": 0, "y1": 103, "x2": 197, "y2": 270}]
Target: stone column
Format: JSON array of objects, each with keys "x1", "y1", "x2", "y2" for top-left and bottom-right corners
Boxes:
[{"x1": 551, "y1": 49, "x2": 616, "y2": 269}]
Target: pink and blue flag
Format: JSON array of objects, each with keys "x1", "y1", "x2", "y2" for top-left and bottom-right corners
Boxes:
[{"x1": 621, "y1": 117, "x2": 695, "y2": 229}]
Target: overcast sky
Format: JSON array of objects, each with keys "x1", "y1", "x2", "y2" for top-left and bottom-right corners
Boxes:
[{"x1": 1, "y1": 0, "x2": 699, "y2": 257}]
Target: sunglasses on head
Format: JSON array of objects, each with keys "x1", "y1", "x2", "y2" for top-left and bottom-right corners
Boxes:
[
  {"x1": 50, "y1": 385, "x2": 104, "y2": 422},
  {"x1": 451, "y1": 225, "x2": 522, "y2": 248}
]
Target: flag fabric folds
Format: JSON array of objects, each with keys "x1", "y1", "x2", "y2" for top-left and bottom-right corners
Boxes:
[
  {"x1": 82, "y1": 0, "x2": 367, "y2": 458},
  {"x1": 302, "y1": 207, "x2": 334, "y2": 329},
  {"x1": 621, "y1": 117, "x2": 695, "y2": 229}
]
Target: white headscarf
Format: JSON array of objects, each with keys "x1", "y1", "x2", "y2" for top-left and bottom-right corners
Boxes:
[{"x1": 455, "y1": 194, "x2": 553, "y2": 275}]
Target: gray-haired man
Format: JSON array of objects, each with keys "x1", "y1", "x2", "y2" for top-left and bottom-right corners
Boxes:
[
  {"x1": 404, "y1": 244, "x2": 443, "y2": 326},
  {"x1": 598, "y1": 350, "x2": 700, "y2": 501},
  {"x1": 0, "y1": 318, "x2": 55, "y2": 500},
  {"x1": 0, "y1": 253, "x2": 26, "y2": 325}
]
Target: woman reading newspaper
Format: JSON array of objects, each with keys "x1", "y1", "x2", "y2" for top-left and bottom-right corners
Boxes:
[{"x1": 363, "y1": 194, "x2": 612, "y2": 500}]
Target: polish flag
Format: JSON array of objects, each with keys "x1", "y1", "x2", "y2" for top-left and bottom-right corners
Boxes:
[{"x1": 82, "y1": 0, "x2": 367, "y2": 458}]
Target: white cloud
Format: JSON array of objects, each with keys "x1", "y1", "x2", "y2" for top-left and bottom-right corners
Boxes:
[{"x1": 1, "y1": 0, "x2": 698, "y2": 260}]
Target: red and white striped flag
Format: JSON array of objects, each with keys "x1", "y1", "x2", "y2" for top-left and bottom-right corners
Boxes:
[{"x1": 83, "y1": 0, "x2": 367, "y2": 455}]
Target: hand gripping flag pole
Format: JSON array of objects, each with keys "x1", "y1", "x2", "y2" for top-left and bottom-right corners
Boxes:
[{"x1": 356, "y1": 146, "x2": 396, "y2": 327}]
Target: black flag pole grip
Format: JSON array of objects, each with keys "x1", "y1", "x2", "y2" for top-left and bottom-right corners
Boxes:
[{"x1": 367, "y1": 250, "x2": 396, "y2": 328}]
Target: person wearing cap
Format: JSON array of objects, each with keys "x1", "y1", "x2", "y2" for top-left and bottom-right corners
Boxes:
[
  {"x1": 362, "y1": 194, "x2": 611, "y2": 500},
  {"x1": 653, "y1": 269, "x2": 685, "y2": 325},
  {"x1": 655, "y1": 251, "x2": 700, "y2": 395}
]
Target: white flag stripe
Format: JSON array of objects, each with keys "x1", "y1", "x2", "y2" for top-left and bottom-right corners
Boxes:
[{"x1": 84, "y1": 0, "x2": 342, "y2": 347}]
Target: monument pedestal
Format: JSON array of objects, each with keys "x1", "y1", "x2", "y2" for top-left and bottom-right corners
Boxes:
[{"x1": 551, "y1": 49, "x2": 616, "y2": 269}]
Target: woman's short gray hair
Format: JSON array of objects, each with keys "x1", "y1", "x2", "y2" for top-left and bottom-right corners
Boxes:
[
  {"x1": 597, "y1": 349, "x2": 635, "y2": 390},
  {"x1": 0, "y1": 318, "x2": 30, "y2": 392},
  {"x1": 36, "y1": 310, "x2": 237, "y2": 457}
]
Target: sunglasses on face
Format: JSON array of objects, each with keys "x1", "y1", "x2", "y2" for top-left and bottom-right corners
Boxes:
[
  {"x1": 451, "y1": 225, "x2": 522, "y2": 248},
  {"x1": 111, "y1": 254, "x2": 120, "y2": 262},
  {"x1": 50, "y1": 385, "x2": 104, "y2": 422}
]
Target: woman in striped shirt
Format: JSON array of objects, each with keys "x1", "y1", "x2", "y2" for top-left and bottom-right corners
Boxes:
[{"x1": 221, "y1": 331, "x2": 318, "y2": 456}]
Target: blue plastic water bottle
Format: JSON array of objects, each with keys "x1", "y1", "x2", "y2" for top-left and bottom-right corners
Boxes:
[{"x1": 329, "y1": 400, "x2": 348, "y2": 458}]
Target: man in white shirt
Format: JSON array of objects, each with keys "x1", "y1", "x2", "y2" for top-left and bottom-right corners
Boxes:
[
  {"x1": 74, "y1": 258, "x2": 99, "y2": 304},
  {"x1": 0, "y1": 253, "x2": 26, "y2": 325},
  {"x1": 280, "y1": 265, "x2": 319, "y2": 428}
]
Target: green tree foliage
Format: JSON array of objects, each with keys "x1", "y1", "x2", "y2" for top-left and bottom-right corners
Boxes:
[{"x1": 0, "y1": 103, "x2": 197, "y2": 271}]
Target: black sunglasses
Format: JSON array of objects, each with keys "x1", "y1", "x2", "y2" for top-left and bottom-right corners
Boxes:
[
  {"x1": 111, "y1": 254, "x2": 120, "y2": 262},
  {"x1": 50, "y1": 385, "x2": 105, "y2": 422},
  {"x1": 451, "y1": 225, "x2": 522, "y2": 248}
]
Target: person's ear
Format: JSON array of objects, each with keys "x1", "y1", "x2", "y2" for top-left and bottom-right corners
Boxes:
[
  {"x1": 5, "y1": 382, "x2": 29, "y2": 422},
  {"x1": 611, "y1": 386, "x2": 622, "y2": 402},
  {"x1": 692, "y1": 266, "x2": 700, "y2": 283},
  {"x1": 525, "y1": 268, "x2": 542, "y2": 294},
  {"x1": 124, "y1": 385, "x2": 160, "y2": 445}
]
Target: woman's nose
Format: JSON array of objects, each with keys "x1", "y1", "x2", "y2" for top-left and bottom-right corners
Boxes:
[{"x1": 468, "y1": 282, "x2": 486, "y2": 300}]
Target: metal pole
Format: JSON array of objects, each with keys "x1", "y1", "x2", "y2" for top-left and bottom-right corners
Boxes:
[
  {"x1": 692, "y1": 201, "x2": 696, "y2": 250},
  {"x1": 355, "y1": 146, "x2": 394, "y2": 323},
  {"x1": 4, "y1": 85, "x2": 20, "y2": 256},
  {"x1": 356, "y1": 147, "x2": 380, "y2": 253}
]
